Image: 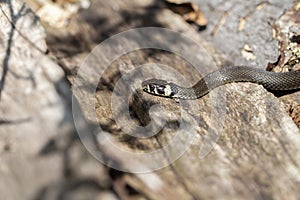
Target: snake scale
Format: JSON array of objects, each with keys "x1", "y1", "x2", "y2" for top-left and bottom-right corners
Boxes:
[{"x1": 142, "y1": 66, "x2": 300, "y2": 100}]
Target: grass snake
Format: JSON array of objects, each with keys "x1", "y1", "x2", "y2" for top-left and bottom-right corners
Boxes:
[{"x1": 142, "y1": 66, "x2": 300, "y2": 100}]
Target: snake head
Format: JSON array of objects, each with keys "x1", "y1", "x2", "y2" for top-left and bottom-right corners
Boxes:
[{"x1": 142, "y1": 78, "x2": 178, "y2": 98}]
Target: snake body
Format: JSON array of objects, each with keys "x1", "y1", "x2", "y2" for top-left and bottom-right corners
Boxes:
[{"x1": 142, "y1": 66, "x2": 300, "y2": 100}]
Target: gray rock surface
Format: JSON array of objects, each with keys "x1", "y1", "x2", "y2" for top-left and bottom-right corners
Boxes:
[{"x1": 1, "y1": 0, "x2": 300, "y2": 199}]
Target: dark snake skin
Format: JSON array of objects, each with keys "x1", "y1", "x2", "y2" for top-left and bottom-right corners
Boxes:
[{"x1": 142, "y1": 66, "x2": 300, "y2": 100}]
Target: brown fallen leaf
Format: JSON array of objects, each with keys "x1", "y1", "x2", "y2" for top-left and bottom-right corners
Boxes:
[
  {"x1": 165, "y1": 0, "x2": 207, "y2": 27},
  {"x1": 287, "y1": 104, "x2": 300, "y2": 129}
]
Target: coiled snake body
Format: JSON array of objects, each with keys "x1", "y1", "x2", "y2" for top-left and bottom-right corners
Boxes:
[{"x1": 142, "y1": 66, "x2": 300, "y2": 100}]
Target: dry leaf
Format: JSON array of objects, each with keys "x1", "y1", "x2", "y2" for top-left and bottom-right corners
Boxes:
[
  {"x1": 287, "y1": 104, "x2": 300, "y2": 128},
  {"x1": 165, "y1": 0, "x2": 207, "y2": 27}
]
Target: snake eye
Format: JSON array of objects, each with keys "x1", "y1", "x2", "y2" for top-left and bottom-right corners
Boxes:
[
  {"x1": 156, "y1": 85, "x2": 165, "y2": 95},
  {"x1": 149, "y1": 84, "x2": 155, "y2": 92}
]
